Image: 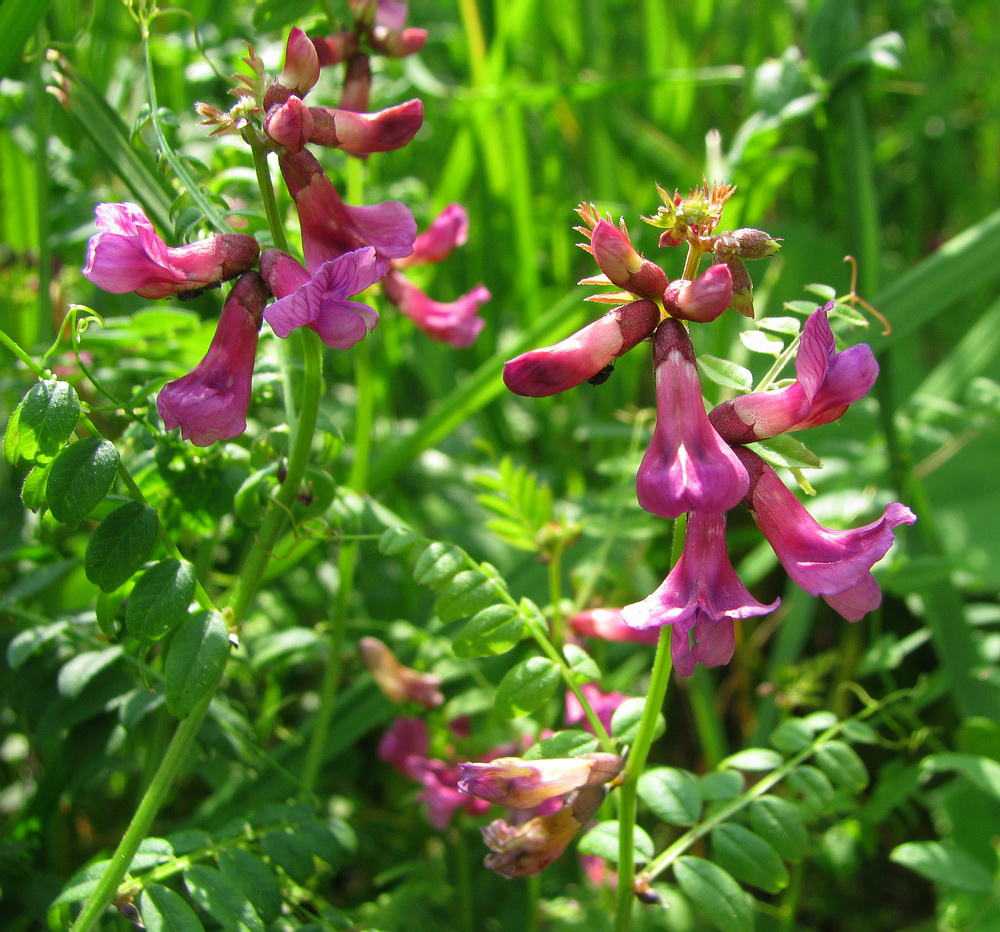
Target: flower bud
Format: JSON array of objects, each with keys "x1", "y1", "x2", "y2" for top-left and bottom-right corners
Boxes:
[
  {"x1": 732, "y1": 227, "x2": 781, "y2": 259},
  {"x1": 279, "y1": 26, "x2": 320, "y2": 98},
  {"x1": 503, "y1": 299, "x2": 660, "y2": 397},
  {"x1": 589, "y1": 219, "x2": 668, "y2": 302},
  {"x1": 359, "y1": 636, "x2": 443, "y2": 708},
  {"x1": 663, "y1": 263, "x2": 733, "y2": 323},
  {"x1": 371, "y1": 25, "x2": 428, "y2": 57},
  {"x1": 264, "y1": 96, "x2": 315, "y2": 152},
  {"x1": 726, "y1": 257, "x2": 755, "y2": 318},
  {"x1": 458, "y1": 754, "x2": 623, "y2": 809}
]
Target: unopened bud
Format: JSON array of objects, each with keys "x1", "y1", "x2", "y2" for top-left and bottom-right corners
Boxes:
[
  {"x1": 590, "y1": 220, "x2": 668, "y2": 302},
  {"x1": 371, "y1": 25, "x2": 428, "y2": 57},
  {"x1": 732, "y1": 228, "x2": 781, "y2": 259},
  {"x1": 279, "y1": 26, "x2": 320, "y2": 98},
  {"x1": 307, "y1": 98, "x2": 423, "y2": 154},
  {"x1": 664, "y1": 263, "x2": 733, "y2": 323},
  {"x1": 264, "y1": 96, "x2": 314, "y2": 152}
]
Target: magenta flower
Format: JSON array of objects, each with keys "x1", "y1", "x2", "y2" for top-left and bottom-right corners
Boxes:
[
  {"x1": 710, "y1": 305, "x2": 879, "y2": 444},
  {"x1": 157, "y1": 272, "x2": 268, "y2": 446},
  {"x1": 621, "y1": 510, "x2": 778, "y2": 675},
  {"x1": 636, "y1": 319, "x2": 749, "y2": 518},
  {"x1": 267, "y1": 98, "x2": 423, "y2": 155},
  {"x1": 736, "y1": 446, "x2": 916, "y2": 621},
  {"x1": 82, "y1": 203, "x2": 259, "y2": 300},
  {"x1": 584, "y1": 217, "x2": 668, "y2": 303},
  {"x1": 662, "y1": 263, "x2": 734, "y2": 324},
  {"x1": 503, "y1": 300, "x2": 660, "y2": 397},
  {"x1": 458, "y1": 754, "x2": 622, "y2": 809},
  {"x1": 395, "y1": 204, "x2": 469, "y2": 268},
  {"x1": 382, "y1": 270, "x2": 489, "y2": 347},
  {"x1": 260, "y1": 246, "x2": 381, "y2": 349},
  {"x1": 358, "y1": 636, "x2": 443, "y2": 708},
  {"x1": 377, "y1": 716, "x2": 429, "y2": 777},
  {"x1": 279, "y1": 147, "x2": 415, "y2": 273},
  {"x1": 568, "y1": 608, "x2": 660, "y2": 645}
]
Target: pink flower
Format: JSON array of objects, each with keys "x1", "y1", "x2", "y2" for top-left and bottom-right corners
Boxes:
[
  {"x1": 736, "y1": 447, "x2": 916, "y2": 621},
  {"x1": 82, "y1": 203, "x2": 259, "y2": 300},
  {"x1": 382, "y1": 271, "x2": 489, "y2": 347},
  {"x1": 569, "y1": 608, "x2": 660, "y2": 645},
  {"x1": 565, "y1": 683, "x2": 628, "y2": 735},
  {"x1": 156, "y1": 272, "x2": 268, "y2": 446},
  {"x1": 621, "y1": 510, "x2": 779, "y2": 675},
  {"x1": 636, "y1": 319, "x2": 749, "y2": 518},
  {"x1": 260, "y1": 246, "x2": 381, "y2": 349},
  {"x1": 503, "y1": 300, "x2": 660, "y2": 397},
  {"x1": 458, "y1": 754, "x2": 622, "y2": 809},
  {"x1": 395, "y1": 204, "x2": 469, "y2": 268},
  {"x1": 663, "y1": 264, "x2": 734, "y2": 323},
  {"x1": 358, "y1": 636, "x2": 443, "y2": 708},
  {"x1": 275, "y1": 26, "x2": 320, "y2": 101},
  {"x1": 409, "y1": 758, "x2": 490, "y2": 830},
  {"x1": 710, "y1": 305, "x2": 879, "y2": 443},
  {"x1": 279, "y1": 147, "x2": 415, "y2": 273},
  {"x1": 377, "y1": 716, "x2": 429, "y2": 777},
  {"x1": 305, "y1": 99, "x2": 423, "y2": 154},
  {"x1": 584, "y1": 217, "x2": 668, "y2": 303}
]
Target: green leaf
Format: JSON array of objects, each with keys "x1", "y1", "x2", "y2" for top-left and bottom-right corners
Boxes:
[
  {"x1": 252, "y1": 0, "x2": 316, "y2": 31},
  {"x1": 261, "y1": 828, "x2": 316, "y2": 885},
  {"x1": 769, "y1": 719, "x2": 814, "y2": 753},
  {"x1": 750, "y1": 434, "x2": 822, "y2": 470},
  {"x1": 522, "y1": 730, "x2": 600, "y2": 759},
  {"x1": 20, "y1": 460, "x2": 51, "y2": 510},
  {"x1": 57, "y1": 646, "x2": 124, "y2": 698},
  {"x1": 890, "y1": 841, "x2": 995, "y2": 894},
  {"x1": 453, "y1": 604, "x2": 525, "y2": 658},
  {"x1": 711, "y1": 823, "x2": 789, "y2": 894},
  {"x1": 612, "y1": 697, "x2": 665, "y2": 746},
  {"x1": 378, "y1": 526, "x2": 422, "y2": 555},
  {"x1": 85, "y1": 501, "x2": 160, "y2": 592},
  {"x1": 785, "y1": 765, "x2": 836, "y2": 816},
  {"x1": 494, "y1": 657, "x2": 561, "y2": 718},
  {"x1": 674, "y1": 856, "x2": 755, "y2": 932},
  {"x1": 748, "y1": 795, "x2": 809, "y2": 862},
  {"x1": 141, "y1": 883, "x2": 206, "y2": 932},
  {"x1": 740, "y1": 329, "x2": 785, "y2": 356},
  {"x1": 183, "y1": 864, "x2": 264, "y2": 932},
  {"x1": 814, "y1": 740, "x2": 868, "y2": 791},
  {"x1": 127, "y1": 559, "x2": 197, "y2": 642},
  {"x1": 638, "y1": 767, "x2": 702, "y2": 825},
  {"x1": 296, "y1": 819, "x2": 356, "y2": 872},
  {"x1": 919, "y1": 751, "x2": 1000, "y2": 801},
  {"x1": 9, "y1": 380, "x2": 80, "y2": 461},
  {"x1": 4, "y1": 401, "x2": 23, "y2": 464},
  {"x1": 434, "y1": 569, "x2": 499, "y2": 622},
  {"x1": 164, "y1": 610, "x2": 230, "y2": 718},
  {"x1": 578, "y1": 821, "x2": 654, "y2": 865},
  {"x1": 413, "y1": 541, "x2": 465, "y2": 589},
  {"x1": 720, "y1": 748, "x2": 783, "y2": 772},
  {"x1": 563, "y1": 643, "x2": 600, "y2": 683},
  {"x1": 51, "y1": 859, "x2": 113, "y2": 906},
  {"x1": 45, "y1": 437, "x2": 119, "y2": 526},
  {"x1": 216, "y1": 850, "x2": 282, "y2": 927},
  {"x1": 699, "y1": 770, "x2": 745, "y2": 801},
  {"x1": 7, "y1": 621, "x2": 68, "y2": 669},
  {"x1": 756, "y1": 316, "x2": 801, "y2": 335},
  {"x1": 697, "y1": 355, "x2": 753, "y2": 392}
]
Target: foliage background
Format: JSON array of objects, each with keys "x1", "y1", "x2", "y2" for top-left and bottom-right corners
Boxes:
[{"x1": 2, "y1": 0, "x2": 1000, "y2": 930}]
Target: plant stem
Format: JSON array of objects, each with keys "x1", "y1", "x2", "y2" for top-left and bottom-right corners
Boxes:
[
  {"x1": 246, "y1": 130, "x2": 289, "y2": 253},
  {"x1": 614, "y1": 626, "x2": 673, "y2": 932}
]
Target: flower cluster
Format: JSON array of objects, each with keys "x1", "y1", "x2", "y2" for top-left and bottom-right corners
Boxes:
[
  {"x1": 505, "y1": 184, "x2": 915, "y2": 676},
  {"x1": 82, "y1": 4, "x2": 488, "y2": 446}
]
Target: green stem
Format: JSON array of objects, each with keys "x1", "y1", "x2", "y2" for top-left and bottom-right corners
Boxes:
[
  {"x1": 614, "y1": 626, "x2": 673, "y2": 932},
  {"x1": 69, "y1": 694, "x2": 213, "y2": 932},
  {"x1": 0, "y1": 327, "x2": 47, "y2": 375},
  {"x1": 246, "y1": 130, "x2": 289, "y2": 253},
  {"x1": 547, "y1": 548, "x2": 565, "y2": 646}
]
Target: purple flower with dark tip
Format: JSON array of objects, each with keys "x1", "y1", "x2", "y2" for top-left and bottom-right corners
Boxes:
[
  {"x1": 636, "y1": 318, "x2": 749, "y2": 518},
  {"x1": 621, "y1": 510, "x2": 778, "y2": 675},
  {"x1": 260, "y1": 246, "x2": 381, "y2": 349},
  {"x1": 156, "y1": 272, "x2": 268, "y2": 446},
  {"x1": 503, "y1": 299, "x2": 660, "y2": 397},
  {"x1": 710, "y1": 305, "x2": 879, "y2": 444},
  {"x1": 82, "y1": 202, "x2": 259, "y2": 300},
  {"x1": 736, "y1": 446, "x2": 916, "y2": 621},
  {"x1": 279, "y1": 147, "x2": 415, "y2": 273}
]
